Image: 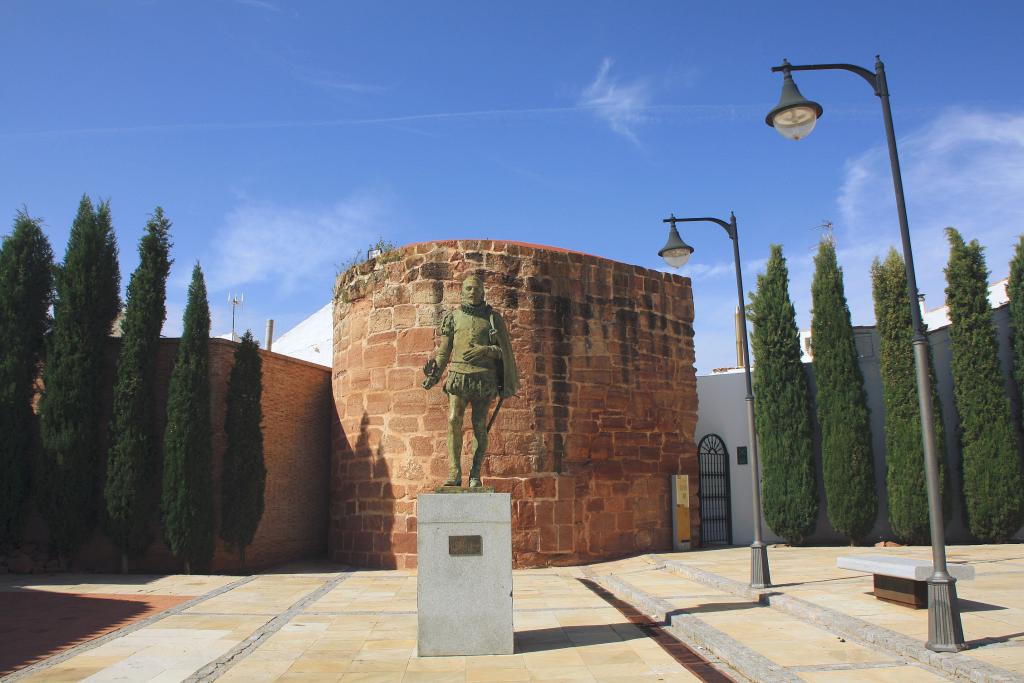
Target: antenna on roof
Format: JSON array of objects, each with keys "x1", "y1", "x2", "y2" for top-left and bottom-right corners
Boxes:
[
  {"x1": 812, "y1": 219, "x2": 835, "y2": 246},
  {"x1": 228, "y1": 292, "x2": 244, "y2": 340}
]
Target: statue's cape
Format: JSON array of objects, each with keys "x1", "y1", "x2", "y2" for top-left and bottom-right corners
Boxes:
[{"x1": 490, "y1": 310, "x2": 519, "y2": 399}]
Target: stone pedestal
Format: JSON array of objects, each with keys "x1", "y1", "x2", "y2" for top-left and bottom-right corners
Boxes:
[{"x1": 416, "y1": 492, "x2": 513, "y2": 656}]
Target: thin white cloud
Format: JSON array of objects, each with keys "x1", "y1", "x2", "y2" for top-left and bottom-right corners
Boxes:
[
  {"x1": 578, "y1": 58, "x2": 651, "y2": 144},
  {"x1": 234, "y1": 0, "x2": 280, "y2": 11},
  {"x1": 3, "y1": 107, "x2": 584, "y2": 138},
  {"x1": 292, "y1": 65, "x2": 389, "y2": 95},
  {"x1": 4, "y1": 104, "x2": 778, "y2": 140},
  {"x1": 836, "y1": 108, "x2": 1024, "y2": 325},
  {"x1": 208, "y1": 192, "x2": 384, "y2": 295},
  {"x1": 659, "y1": 256, "x2": 767, "y2": 282},
  {"x1": 679, "y1": 261, "x2": 735, "y2": 281},
  {"x1": 299, "y1": 76, "x2": 388, "y2": 94}
]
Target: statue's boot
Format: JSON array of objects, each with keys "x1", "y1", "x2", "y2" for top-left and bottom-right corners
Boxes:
[
  {"x1": 468, "y1": 449, "x2": 485, "y2": 488},
  {"x1": 443, "y1": 462, "x2": 461, "y2": 487}
]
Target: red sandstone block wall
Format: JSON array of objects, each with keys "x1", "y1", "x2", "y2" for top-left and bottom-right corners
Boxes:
[
  {"x1": 24, "y1": 338, "x2": 331, "y2": 573},
  {"x1": 330, "y1": 240, "x2": 699, "y2": 569}
]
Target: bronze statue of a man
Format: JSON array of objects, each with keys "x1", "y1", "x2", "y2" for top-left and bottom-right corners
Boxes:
[{"x1": 422, "y1": 275, "x2": 518, "y2": 487}]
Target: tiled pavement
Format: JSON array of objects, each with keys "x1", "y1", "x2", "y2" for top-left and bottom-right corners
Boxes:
[{"x1": 1, "y1": 545, "x2": 1021, "y2": 682}]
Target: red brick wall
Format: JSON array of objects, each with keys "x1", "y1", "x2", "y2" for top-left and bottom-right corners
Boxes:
[
  {"x1": 330, "y1": 240, "x2": 698, "y2": 569},
  {"x1": 22, "y1": 338, "x2": 331, "y2": 573}
]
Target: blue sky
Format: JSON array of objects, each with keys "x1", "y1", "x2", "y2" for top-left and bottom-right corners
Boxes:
[{"x1": 2, "y1": 1, "x2": 1023, "y2": 373}]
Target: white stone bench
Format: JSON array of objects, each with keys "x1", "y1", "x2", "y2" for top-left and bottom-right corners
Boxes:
[{"x1": 837, "y1": 555, "x2": 974, "y2": 608}]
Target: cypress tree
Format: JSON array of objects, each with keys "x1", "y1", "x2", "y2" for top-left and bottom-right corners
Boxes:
[
  {"x1": 0, "y1": 211, "x2": 54, "y2": 547},
  {"x1": 38, "y1": 196, "x2": 121, "y2": 558},
  {"x1": 105, "y1": 208, "x2": 172, "y2": 569},
  {"x1": 811, "y1": 239, "x2": 877, "y2": 542},
  {"x1": 162, "y1": 263, "x2": 214, "y2": 572},
  {"x1": 220, "y1": 330, "x2": 266, "y2": 568},
  {"x1": 749, "y1": 244, "x2": 818, "y2": 544},
  {"x1": 944, "y1": 228, "x2": 1024, "y2": 541},
  {"x1": 871, "y1": 249, "x2": 947, "y2": 544},
  {"x1": 1008, "y1": 235, "x2": 1024, "y2": 423}
]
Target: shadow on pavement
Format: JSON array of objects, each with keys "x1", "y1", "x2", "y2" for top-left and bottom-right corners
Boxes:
[
  {"x1": 958, "y1": 598, "x2": 1008, "y2": 613},
  {"x1": 515, "y1": 624, "x2": 643, "y2": 652},
  {"x1": 0, "y1": 588, "x2": 189, "y2": 675},
  {"x1": 576, "y1": 578, "x2": 734, "y2": 683},
  {"x1": 666, "y1": 601, "x2": 756, "y2": 616},
  {"x1": 769, "y1": 575, "x2": 862, "y2": 588},
  {"x1": 967, "y1": 630, "x2": 1024, "y2": 648},
  {"x1": 0, "y1": 574, "x2": 168, "y2": 588}
]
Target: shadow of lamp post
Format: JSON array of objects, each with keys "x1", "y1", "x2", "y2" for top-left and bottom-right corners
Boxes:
[
  {"x1": 659, "y1": 212, "x2": 771, "y2": 590},
  {"x1": 766, "y1": 55, "x2": 965, "y2": 652}
]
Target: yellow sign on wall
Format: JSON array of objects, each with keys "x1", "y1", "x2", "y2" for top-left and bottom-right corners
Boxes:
[
  {"x1": 672, "y1": 474, "x2": 691, "y2": 549},
  {"x1": 675, "y1": 474, "x2": 689, "y2": 508}
]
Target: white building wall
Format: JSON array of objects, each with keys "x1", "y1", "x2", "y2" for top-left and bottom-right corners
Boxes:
[
  {"x1": 271, "y1": 303, "x2": 332, "y2": 368},
  {"x1": 695, "y1": 369, "x2": 782, "y2": 546},
  {"x1": 701, "y1": 305, "x2": 1024, "y2": 547}
]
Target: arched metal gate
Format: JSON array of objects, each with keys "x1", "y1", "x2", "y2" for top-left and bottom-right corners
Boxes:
[{"x1": 698, "y1": 434, "x2": 732, "y2": 545}]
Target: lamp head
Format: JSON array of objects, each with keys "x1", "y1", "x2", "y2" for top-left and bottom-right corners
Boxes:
[
  {"x1": 766, "y1": 60, "x2": 823, "y2": 141},
  {"x1": 658, "y1": 217, "x2": 694, "y2": 269}
]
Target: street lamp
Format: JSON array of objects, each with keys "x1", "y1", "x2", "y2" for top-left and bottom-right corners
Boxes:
[
  {"x1": 767, "y1": 56, "x2": 965, "y2": 652},
  {"x1": 659, "y1": 212, "x2": 771, "y2": 590}
]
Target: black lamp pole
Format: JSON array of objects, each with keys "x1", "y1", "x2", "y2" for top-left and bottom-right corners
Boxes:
[
  {"x1": 766, "y1": 56, "x2": 965, "y2": 652},
  {"x1": 659, "y1": 212, "x2": 771, "y2": 589}
]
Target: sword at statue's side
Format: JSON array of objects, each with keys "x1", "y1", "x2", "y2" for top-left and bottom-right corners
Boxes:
[{"x1": 486, "y1": 397, "x2": 504, "y2": 433}]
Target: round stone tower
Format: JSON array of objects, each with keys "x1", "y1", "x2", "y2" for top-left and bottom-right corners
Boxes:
[{"x1": 330, "y1": 240, "x2": 698, "y2": 568}]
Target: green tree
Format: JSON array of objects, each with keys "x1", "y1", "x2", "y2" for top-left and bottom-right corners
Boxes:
[
  {"x1": 38, "y1": 196, "x2": 121, "y2": 558},
  {"x1": 811, "y1": 239, "x2": 877, "y2": 542},
  {"x1": 104, "y1": 208, "x2": 172, "y2": 569},
  {"x1": 0, "y1": 211, "x2": 54, "y2": 547},
  {"x1": 944, "y1": 228, "x2": 1024, "y2": 541},
  {"x1": 749, "y1": 244, "x2": 818, "y2": 544},
  {"x1": 871, "y1": 249, "x2": 946, "y2": 544},
  {"x1": 220, "y1": 330, "x2": 266, "y2": 567},
  {"x1": 1008, "y1": 235, "x2": 1024, "y2": 424},
  {"x1": 161, "y1": 263, "x2": 214, "y2": 573}
]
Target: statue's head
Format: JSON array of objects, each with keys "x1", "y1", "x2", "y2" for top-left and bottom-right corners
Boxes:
[{"x1": 461, "y1": 275, "x2": 485, "y2": 306}]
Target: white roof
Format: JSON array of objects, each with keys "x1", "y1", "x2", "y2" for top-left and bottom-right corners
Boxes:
[
  {"x1": 794, "y1": 277, "x2": 1010, "y2": 365},
  {"x1": 271, "y1": 302, "x2": 332, "y2": 367},
  {"x1": 921, "y1": 278, "x2": 1009, "y2": 331}
]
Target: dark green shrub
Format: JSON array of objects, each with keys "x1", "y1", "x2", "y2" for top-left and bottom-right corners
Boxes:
[
  {"x1": 1007, "y1": 236, "x2": 1024, "y2": 424},
  {"x1": 0, "y1": 212, "x2": 54, "y2": 546},
  {"x1": 38, "y1": 197, "x2": 121, "y2": 558},
  {"x1": 944, "y1": 228, "x2": 1024, "y2": 541},
  {"x1": 811, "y1": 239, "x2": 876, "y2": 542},
  {"x1": 161, "y1": 263, "x2": 214, "y2": 572},
  {"x1": 749, "y1": 244, "x2": 818, "y2": 544},
  {"x1": 220, "y1": 330, "x2": 266, "y2": 567},
  {"x1": 871, "y1": 248, "x2": 947, "y2": 544},
  {"x1": 105, "y1": 208, "x2": 172, "y2": 569}
]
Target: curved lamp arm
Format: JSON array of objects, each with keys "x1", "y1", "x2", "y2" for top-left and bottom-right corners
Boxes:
[
  {"x1": 663, "y1": 213, "x2": 737, "y2": 241},
  {"x1": 770, "y1": 58, "x2": 882, "y2": 96}
]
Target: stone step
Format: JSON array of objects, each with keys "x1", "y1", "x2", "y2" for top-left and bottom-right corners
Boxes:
[
  {"x1": 587, "y1": 561, "x2": 957, "y2": 683},
  {"x1": 584, "y1": 570, "x2": 800, "y2": 682},
  {"x1": 652, "y1": 554, "x2": 1021, "y2": 683}
]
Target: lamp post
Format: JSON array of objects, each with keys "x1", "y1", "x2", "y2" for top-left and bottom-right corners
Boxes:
[
  {"x1": 766, "y1": 56, "x2": 965, "y2": 652},
  {"x1": 659, "y1": 212, "x2": 771, "y2": 589}
]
